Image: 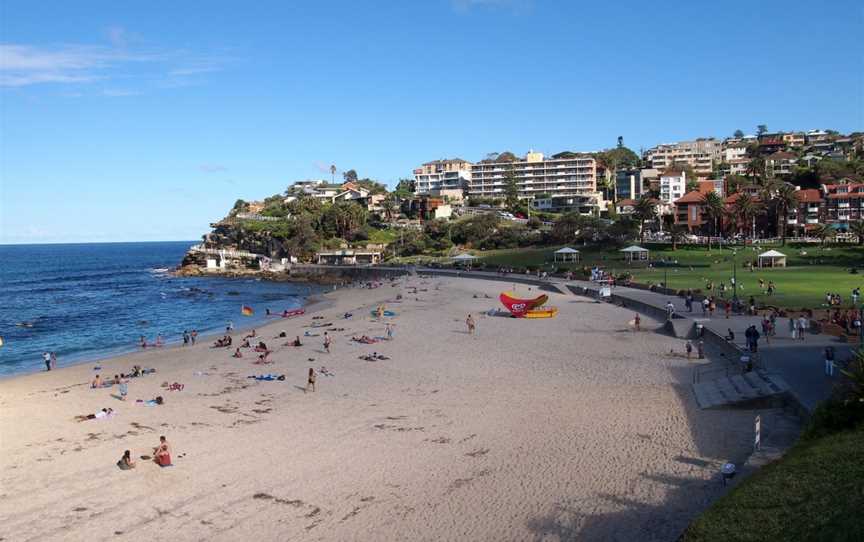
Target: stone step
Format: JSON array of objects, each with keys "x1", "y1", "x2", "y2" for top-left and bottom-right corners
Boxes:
[
  {"x1": 692, "y1": 370, "x2": 792, "y2": 409},
  {"x1": 743, "y1": 371, "x2": 775, "y2": 395}
]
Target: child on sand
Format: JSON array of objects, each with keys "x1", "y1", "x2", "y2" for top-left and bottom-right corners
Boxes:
[
  {"x1": 466, "y1": 314, "x2": 476, "y2": 335},
  {"x1": 117, "y1": 450, "x2": 136, "y2": 470},
  {"x1": 306, "y1": 368, "x2": 317, "y2": 393}
]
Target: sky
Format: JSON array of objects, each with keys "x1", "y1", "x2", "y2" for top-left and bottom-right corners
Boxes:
[{"x1": 1, "y1": 0, "x2": 862, "y2": 244}]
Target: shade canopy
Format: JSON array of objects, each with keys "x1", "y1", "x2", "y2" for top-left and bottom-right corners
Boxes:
[
  {"x1": 757, "y1": 250, "x2": 787, "y2": 268},
  {"x1": 554, "y1": 246, "x2": 581, "y2": 263},
  {"x1": 620, "y1": 245, "x2": 649, "y2": 253},
  {"x1": 620, "y1": 245, "x2": 649, "y2": 262}
]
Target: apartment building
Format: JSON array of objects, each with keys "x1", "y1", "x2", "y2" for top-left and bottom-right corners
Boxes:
[
  {"x1": 721, "y1": 142, "x2": 749, "y2": 176},
  {"x1": 659, "y1": 169, "x2": 687, "y2": 208},
  {"x1": 615, "y1": 168, "x2": 643, "y2": 200},
  {"x1": 467, "y1": 151, "x2": 600, "y2": 212},
  {"x1": 765, "y1": 151, "x2": 797, "y2": 177},
  {"x1": 643, "y1": 138, "x2": 720, "y2": 175},
  {"x1": 782, "y1": 132, "x2": 806, "y2": 148},
  {"x1": 822, "y1": 183, "x2": 864, "y2": 225},
  {"x1": 786, "y1": 188, "x2": 823, "y2": 234},
  {"x1": 413, "y1": 159, "x2": 472, "y2": 194}
]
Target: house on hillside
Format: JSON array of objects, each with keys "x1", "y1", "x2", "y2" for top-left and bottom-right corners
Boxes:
[{"x1": 786, "y1": 188, "x2": 823, "y2": 236}]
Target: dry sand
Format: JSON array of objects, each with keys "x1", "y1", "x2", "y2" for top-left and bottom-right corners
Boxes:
[{"x1": 1, "y1": 276, "x2": 764, "y2": 541}]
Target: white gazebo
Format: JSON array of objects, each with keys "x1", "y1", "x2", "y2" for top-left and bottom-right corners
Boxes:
[
  {"x1": 757, "y1": 249, "x2": 787, "y2": 268},
  {"x1": 451, "y1": 253, "x2": 477, "y2": 266},
  {"x1": 620, "y1": 245, "x2": 650, "y2": 263},
  {"x1": 553, "y1": 247, "x2": 581, "y2": 263}
]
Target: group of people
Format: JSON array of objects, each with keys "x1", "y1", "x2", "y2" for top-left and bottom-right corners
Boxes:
[
  {"x1": 181, "y1": 330, "x2": 198, "y2": 346},
  {"x1": 91, "y1": 374, "x2": 129, "y2": 400},
  {"x1": 116, "y1": 435, "x2": 172, "y2": 470},
  {"x1": 212, "y1": 335, "x2": 233, "y2": 348},
  {"x1": 828, "y1": 308, "x2": 863, "y2": 335},
  {"x1": 139, "y1": 335, "x2": 165, "y2": 348},
  {"x1": 825, "y1": 292, "x2": 847, "y2": 307}
]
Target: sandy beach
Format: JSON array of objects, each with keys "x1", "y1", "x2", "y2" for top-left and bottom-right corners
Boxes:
[{"x1": 1, "y1": 276, "x2": 766, "y2": 541}]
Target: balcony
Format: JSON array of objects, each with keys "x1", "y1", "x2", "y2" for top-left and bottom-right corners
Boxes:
[
  {"x1": 787, "y1": 218, "x2": 798, "y2": 225},
  {"x1": 838, "y1": 202, "x2": 850, "y2": 208},
  {"x1": 808, "y1": 206, "x2": 819, "y2": 213},
  {"x1": 807, "y1": 218, "x2": 820, "y2": 224}
]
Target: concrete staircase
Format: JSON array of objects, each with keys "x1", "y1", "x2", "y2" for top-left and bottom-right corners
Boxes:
[{"x1": 693, "y1": 370, "x2": 791, "y2": 409}]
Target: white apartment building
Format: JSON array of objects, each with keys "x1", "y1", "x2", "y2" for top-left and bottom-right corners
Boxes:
[
  {"x1": 644, "y1": 138, "x2": 721, "y2": 175},
  {"x1": 413, "y1": 159, "x2": 472, "y2": 194},
  {"x1": 467, "y1": 151, "x2": 599, "y2": 203},
  {"x1": 722, "y1": 143, "x2": 749, "y2": 176},
  {"x1": 659, "y1": 169, "x2": 687, "y2": 209}
]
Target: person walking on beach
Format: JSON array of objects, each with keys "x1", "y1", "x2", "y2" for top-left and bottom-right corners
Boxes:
[
  {"x1": 323, "y1": 332, "x2": 331, "y2": 353},
  {"x1": 385, "y1": 323, "x2": 394, "y2": 341},
  {"x1": 190, "y1": 330, "x2": 198, "y2": 345},
  {"x1": 226, "y1": 321, "x2": 234, "y2": 333},
  {"x1": 633, "y1": 313, "x2": 641, "y2": 332},
  {"x1": 797, "y1": 316, "x2": 807, "y2": 341},
  {"x1": 183, "y1": 330, "x2": 190, "y2": 346},
  {"x1": 43, "y1": 352, "x2": 51, "y2": 371},
  {"x1": 466, "y1": 314, "x2": 476, "y2": 335},
  {"x1": 306, "y1": 368, "x2": 317, "y2": 393}
]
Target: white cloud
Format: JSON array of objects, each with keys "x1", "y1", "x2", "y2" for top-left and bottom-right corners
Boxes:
[{"x1": 0, "y1": 33, "x2": 227, "y2": 89}]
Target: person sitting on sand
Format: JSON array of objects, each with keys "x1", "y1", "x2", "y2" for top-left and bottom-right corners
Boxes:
[
  {"x1": 233, "y1": 348, "x2": 243, "y2": 358},
  {"x1": 244, "y1": 329, "x2": 257, "y2": 340},
  {"x1": 153, "y1": 436, "x2": 171, "y2": 467},
  {"x1": 91, "y1": 374, "x2": 103, "y2": 388},
  {"x1": 293, "y1": 336, "x2": 302, "y2": 347},
  {"x1": 278, "y1": 331, "x2": 287, "y2": 338},
  {"x1": 131, "y1": 365, "x2": 142, "y2": 377},
  {"x1": 241, "y1": 338, "x2": 251, "y2": 348},
  {"x1": 256, "y1": 341, "x2": 268, "y2": 351},
  {"x1": 117, "y1": 450, "x2": 136, "y2": 470}
]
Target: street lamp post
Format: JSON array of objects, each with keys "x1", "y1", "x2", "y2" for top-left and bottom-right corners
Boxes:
[{"x1": 731, "y1": 249, "x2": 739, "y2": 311}]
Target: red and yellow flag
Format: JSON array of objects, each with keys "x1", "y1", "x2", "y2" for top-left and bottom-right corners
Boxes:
[{"x1": 241, "y1": 305, "x2": 254, "y2": 316}]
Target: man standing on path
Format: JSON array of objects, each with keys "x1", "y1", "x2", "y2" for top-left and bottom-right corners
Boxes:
[
  {"x1": 665, "y1": 301, "x2": 675, "y2": 321},
  {"x1": 43, "y1": 352, "x2": 51, "y2": 371},
  {"x1": 824, "y1": 347, "x2": 835, "y2": 376},
  {"x1": 797, "y1": 316, "x2": 807, "y2": 341},
  {"x1": 852, "y1": 287, "x2": 860, "y2": 307},
  {"x1": 702, "y1": 298, "x2": 709, "y2": 315}
]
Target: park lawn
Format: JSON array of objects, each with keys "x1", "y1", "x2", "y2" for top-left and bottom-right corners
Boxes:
[{"x1": 681, "y1": 424, "x2": 864, "y2": 542}]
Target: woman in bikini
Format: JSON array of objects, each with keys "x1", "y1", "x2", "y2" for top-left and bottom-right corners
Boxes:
[{"x1": 306, "y1": 368, "x2": 316, "y2": 393}]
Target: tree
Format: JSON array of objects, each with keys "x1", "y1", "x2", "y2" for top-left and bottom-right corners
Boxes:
[
  {"x1": 811, "y1": 223, "x2": 835, "y2": 246},
  {"x1": 686, "y1": 179, "x2": 700, "y2": 193},
  {"x1": 850, "y1": 221, "x2": 864, "y2": 246},
  {"x1": 773, "y1": 183, "x2": 798, "y2": 245},
  {"x1": 381, "y1": 194, "x2": 399, "y2": 223},
  {"x1": 733, "y1": 195, "x2": 760, "y2": 240},
  {"x1": 734, "y1": 129, "x2": 744, "y2": 138},
  {"x1": 551, "y1": 212, "x2": 583, "y2": 243},
  {"x1": 342, "y1": 169, "x2": 358, "y2": 183},
  {"x1": 633, "y1": 196, "x2": 657, "y2": 244},
  {"x1": 393, "y1": 179, "x2": 415, "y2": 198},
  {"x1": 702, "y1": 191, "x2": 726, "y2": 244},
  {"x1": 504, "y1": 164, "x2": 520, "y2": 211},
  {"x1": 617, "y1": 136, "x2": 624, "y2": 148},
  {"x1": 757, "y1": 124, "x2": 768, "y2": 136},
  {"x1": 329, "y1": 164, "x2": 336, "y2": 184},
  {"x1": 669, "y1": 223, "x2": 688, "y2": 251},
  {"x1": 746, "y1": 156, "x2": 766, "y2": 180}
]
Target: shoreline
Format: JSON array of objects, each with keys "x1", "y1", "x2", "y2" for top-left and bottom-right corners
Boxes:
[
  {"x1": 0, "y1": 274, "x2": 787, "y2": 541},
  {"x1": 0, "y1": 288, "x2": 334, "y2": 382}
]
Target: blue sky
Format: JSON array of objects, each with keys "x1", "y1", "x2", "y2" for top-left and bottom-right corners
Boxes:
[{"x1": 1, "y1": 0, "x2": 862, "y2": 244}]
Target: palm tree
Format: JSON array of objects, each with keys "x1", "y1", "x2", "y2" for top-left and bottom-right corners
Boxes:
[
  {"x1": 702, "y1": 192, "x2": 725, "y2": 247},
  {"x1": 850, "y1": 220, "x2": 864, "y2": 246},
  {"x1": 329, "y1": 164, "x2": 336, "y2": 184},
  {"x1": 381, "y1": 194, "x2": 399, "y2": 223},
  {"x1": 669, "y1": 223, "x2": 688, "y2": 251},
  {"x1": 746, "y1": 156, "x2": 766, "y2": 181},
  {"x1": 633, "y1": 196, "x2": 657, "y2": 244},
  {"x1": 773, "y1": 184, "x2": 799, "y2": 245},
  {"x1": 733, "y1": 195, "x2": 760, "y2": 241},
  {"x1": 811, "y1": 223, "x2": 835, "y2": 246}
]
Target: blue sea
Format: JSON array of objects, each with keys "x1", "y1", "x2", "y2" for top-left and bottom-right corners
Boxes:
[{"x1": 0, "y1": 241, "x2": 315, "y2": 377}]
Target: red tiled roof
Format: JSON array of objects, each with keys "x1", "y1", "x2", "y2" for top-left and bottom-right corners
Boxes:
[
  {"x1": 697, "y1": 180, "x2": 716, "y2": 194},
  {"x1": 661, "y1": 169, "x2": 684, "y2": 177},
  {"x1": 796, "y1": 189, "x2": 823, "y2": 203},
  {"x1": 675, "y1": 191, "x2": 708, "y2": 204}
]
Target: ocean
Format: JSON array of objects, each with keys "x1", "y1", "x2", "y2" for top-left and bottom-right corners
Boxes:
[{"x1": 0, "y1": 241, "x2": 315, "y2": 377}]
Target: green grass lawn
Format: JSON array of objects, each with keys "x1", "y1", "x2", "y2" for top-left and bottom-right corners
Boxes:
[
  {"x1": 681, "y1": 424, "x2": 864, "y2": 542},
  {"x1": 468, "y1": 243, "x2": 864, "y2": 310}
]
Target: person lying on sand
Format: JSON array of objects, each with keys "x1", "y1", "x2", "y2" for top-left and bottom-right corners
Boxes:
[
  {"x1": 319, "y1": 366, "x2": 334, "y2": 377},
  {"x1": 117, "y1": 450, "x2": 136, "y2": 470},
  {"x1": 75, "y1": 408, "x2": 114, "y2": 422},
  {"x1": 351, "y1": 335, "x2": 378, "y2": 344},
  {"x1": 359, "y1": 352, "x2": 390, "y2": 361},
  {"x1": 343, "y1": 312, "x2": 352, "y2": 319},
  {"x1": 277, "y1": 331, "x2": 287, "y2": 338},
  {"x1": 153, "y1": 436, "x2": 171, "y2": 467},
  {"x1": 232, "y1": 348, "x2": 243, "y2": 358},
  {"x1": 137, "y1": 396, "x2": 164, "y2": 406}
]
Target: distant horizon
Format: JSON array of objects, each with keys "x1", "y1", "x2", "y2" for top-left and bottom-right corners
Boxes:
[{"x1": 0, "y1": 239, "x2": 198, "y2": 247}]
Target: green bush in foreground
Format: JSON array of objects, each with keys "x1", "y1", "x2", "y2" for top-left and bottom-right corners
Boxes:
[{"x1": 681, "y1": 425, "x2": 864, "y2": 542}]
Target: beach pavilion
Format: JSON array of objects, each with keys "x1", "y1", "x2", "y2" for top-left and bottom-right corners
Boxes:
[
  {"x1": 620, "y1": 245, "x2": 650, "y2": 263},
  {"x1": 757, "y1": 249, "x2": 787, "y2": 268},
  {"x1": 451, "y1": 253, "x2": 477, "y2": 266},
  {"x1": 553, "y1": 247, "x2": 581, "y2": 263}
]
